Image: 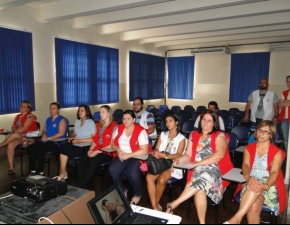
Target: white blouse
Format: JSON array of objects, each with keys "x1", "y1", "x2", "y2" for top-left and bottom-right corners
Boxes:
[{"x1": 113, "y1": 129, "x2": 148, "y2": 154}]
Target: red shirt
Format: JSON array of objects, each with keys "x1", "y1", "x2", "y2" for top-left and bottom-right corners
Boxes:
[{"x1": 13, "y1": 112, "x2": 37, "y2": 134}]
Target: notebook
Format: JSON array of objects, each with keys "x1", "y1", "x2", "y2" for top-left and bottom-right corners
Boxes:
[{"x1": 87, "y1": 183, "x2": 168, "y2": 224}]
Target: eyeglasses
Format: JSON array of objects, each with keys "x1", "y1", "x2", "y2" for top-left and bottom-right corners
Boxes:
[{"x1": 257, "y1": 128, "x2": 271, "y2": 135}]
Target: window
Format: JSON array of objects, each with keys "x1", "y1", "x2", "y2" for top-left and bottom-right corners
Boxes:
[
  {"x1": 0, "y1": 27, "x2": 35, "y2": 114},
  {"x1": 129, "y1": 51, "x2": 164, "y2": 101},
  {"x1": 168, "y1": 56, "x2": 194, "y2": 99},
  {"x1": 229, "y1": 52, "x2": 270, "y2": 102},
  {"x1": 55, "y1": 38, "x2": 119, "y2": 108}
]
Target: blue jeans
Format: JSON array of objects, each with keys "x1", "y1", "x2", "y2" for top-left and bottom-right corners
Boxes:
[
  {"x1": 108, "y1": 157, "x2": 143, "y2": 197},
  {"x1": 281, "y1": 119, "x2": 289, "y2": 152}
]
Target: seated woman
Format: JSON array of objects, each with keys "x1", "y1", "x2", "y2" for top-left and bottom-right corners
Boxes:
[
  {"x1": 27, "y1": 102, "x2": 67, "y2": 176},
  {"x1": 146, "y1": 112, "x2": 186, "y2": 211},
  {"x1": 57, "y1": 104, "x2": 96, "y2": 181},
  {"x1": 165, "y1": 110, "x2": 233, "y2": 224},
  {"x1": 224, "y1": 120, "x2": 287, "y2": 224},
  {"x1": 109, "y1": 110, "x2": 149, "y2": 205},
  {"x1": 0, "y1": 101, "x2": 37, "y2": 174},
  {"x1": 77, "y1": 105, "x2": 117, "y2": 188}
]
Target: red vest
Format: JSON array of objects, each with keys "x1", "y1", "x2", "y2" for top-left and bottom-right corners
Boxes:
[
  {"x1": 278, "y1": 89, "x2": 290, "y2": 122},
  {"x1": 114, "y1": 124, "x2": 152, "y2": 152},
  {"x1": 13, "y1": 112, "x2": 37, "y2": 134},
  {"x1": 187, "y1": 131, "x2": 234, "y2": 187},
  {"x1": 234, "y1": 143, "x2": 287, "y2": 214},
  {"x1": 93, "y1": 121, "x2": 117, "y2": 157}
]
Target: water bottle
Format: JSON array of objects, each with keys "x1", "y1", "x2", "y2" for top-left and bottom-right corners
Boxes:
[{"x1": 231, "y1": 118, "x2": 234, "y2": 128}]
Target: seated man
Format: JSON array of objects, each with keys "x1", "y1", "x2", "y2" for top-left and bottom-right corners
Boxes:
[{"x1": 194, "y1": 101, "x2": 225, "y2": 131}]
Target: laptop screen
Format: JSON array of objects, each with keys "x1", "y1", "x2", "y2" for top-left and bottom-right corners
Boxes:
[{"x1": 87, "y1": 183, "x2": 131, "y2": 224}]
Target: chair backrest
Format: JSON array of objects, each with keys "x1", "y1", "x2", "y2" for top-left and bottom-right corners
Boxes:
[
  {"x1": 196, "y1": 106, "x2": 207, "y2": 113},
  {"x1": 181, "y1": 120, "x2": 195, "y2": 138},
  {"x1": 222, "y1": 117, "x2": 231, "y2": 131},
  {"x1": 150, "y1": 108, "x2": 159, "y2": 117},
  {"x1": 228, "y1": 108, "x2": 240, "y2": 116},
  {"x1": 176, "y1": 111, "x2": 190, "y2": 127},
  {"x1": 113, "y1": 109, "x2": 123, "y2": 115},
  {"x1": 93, "y1": 111, "x2": 100, "y2": 122},
  {"x1": 184, "y1": 105, "x2": 195, "y2": 116},
  {"x1": 177, "y1": 110, "x2": 191, "y2": 121},
  {"x1": 231, "y1": 125, "x2": 250, "y2": 141},
  {"x1": 160, "y1": 120, "x2": 166, "y2": 132},
  {"x1": 159, "y1": 105, "x2": 169, "y2": 114},
  {"x1": 171, "y1": 105, "x2": 181, "y2": 114},
  {"x1": 146, "y1": 105, "x2": 155, "y2": 112},
  {"x1": 226, "y1": 132, "x2": 239, "y2": 151},
  {"x1": 218, "y1": 110, "x2": 230, "y2": 118},
  {"x1": 113, "y1": 109, "x2": 123, "y2": 124},
  {"x1": 191, "y1": 112, "x2": 201, "y2": 123},
  {"x1": 228, "y1": 115, "x2": 242, "y2": 128},
  {"x1": 235, "y1": 110, "x2": 245, "y2": 119}
]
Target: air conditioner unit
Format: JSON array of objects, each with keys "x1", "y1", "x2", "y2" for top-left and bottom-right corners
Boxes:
[
  {"x1": 191, "y1": 47, "x2": 230, "y2": 55},
  {"x1": 269, "y1": 42, "x2": 290, "y2": 51}
]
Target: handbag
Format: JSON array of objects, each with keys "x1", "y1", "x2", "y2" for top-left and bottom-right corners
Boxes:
[{"x1": 147, "y1": 154, "x2": 173, "y2": 175}]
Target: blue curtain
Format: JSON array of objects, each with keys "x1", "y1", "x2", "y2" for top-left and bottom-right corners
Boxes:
[
  {"x1": 168, "y1": 56, "x2": 194, "y2": 99},
  {"x1": 91, "y1": 45, "x2": 119, "y2": 104},
  {"x1": 229, "y1": 52, "x2": 270, "y2": 102},
  {"x1": 129, "y1": 51, "x2": 164, "y2": 101},
  {"x1": 55, "y1": 38, "x2": 119, "y2": 107},
  {"x1": 0, "y1": 27, "x2": 35, "y2": 114}
]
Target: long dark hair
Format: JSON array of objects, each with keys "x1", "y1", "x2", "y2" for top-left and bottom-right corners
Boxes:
[
  {"x1": 77, "y1": 104, "x2": 93, "y2": 120},
  {"x1": 197, "y1": 109, "x2": 221, "y2": 134},
  {"x1": 164, "y1": 111, "x2": 180, "y2": 134}
]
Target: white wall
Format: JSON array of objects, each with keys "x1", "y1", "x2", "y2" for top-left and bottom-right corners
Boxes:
[
  {"x1": 166, "y1": 45, "x2": 290, "y2": 111},
  {"x1": 0, "y1": 4, "x2": 165, "y2": 133}
]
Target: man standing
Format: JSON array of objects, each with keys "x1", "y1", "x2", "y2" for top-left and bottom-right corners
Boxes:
[
  {"x1": 194, "y1": 101, "x2": 225, "y2": 131},
  {"x1": 278, "y1": 75, "x2": 290, "y2": 152},
  {"x1": 243, "y1": 78, "x2": 279, "y2": 125},
  {"x1": 133, "y1": 97, "x2": 157, "y2": 138}
]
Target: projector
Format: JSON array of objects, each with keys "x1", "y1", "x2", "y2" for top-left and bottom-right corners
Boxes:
[{"x1": 10, "y1": 176, "x2": 67, "y2": 202}]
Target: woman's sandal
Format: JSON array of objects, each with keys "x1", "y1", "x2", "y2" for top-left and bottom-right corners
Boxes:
[
  {"x1": 53, "y1": 173, "x2": 68, "y2": 182},
  {"x1": 155, "y1": 203, "x2": 162, "y2": 211},
  {"x1": 166, "y1": 203, "x2": 175, "y2": 214}
]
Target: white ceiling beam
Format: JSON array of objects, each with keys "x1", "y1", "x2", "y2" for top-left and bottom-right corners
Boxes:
[
  {"x1": 73, "y1": 0, "x2": 262, "y2": 28},
  {"x1": 37, "y1": 0, "x2": 172, "y2": 22},
  {"x1": 140, "y1": 24, "x2": 290, "y2": 44},
  {"x1": 120, "y1": 12, "x2": 290, "y2": 41},
  {"x1": 155, "y1": 30, "x2": 290, "y2": 47},
  {"x1": 166, "y1": 36, "x2": 290, "y2": 50},
  {"x1": 0, "y1": 0, "x2": 40, "y2": 10},
  {"x1": 100, "y1": 0, "x2": 289, "y2": 35}
]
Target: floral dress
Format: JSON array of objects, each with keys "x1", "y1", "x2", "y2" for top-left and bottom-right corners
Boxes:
[
  {"x1": 188, "y1": 134, "x2": 224, "y2": 204},
  {"x1": 240, "y1": 152, "x2": 280, "y2": 215}
]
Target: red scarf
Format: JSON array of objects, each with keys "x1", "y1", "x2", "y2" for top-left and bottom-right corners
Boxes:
[
  {"x1": 278, "y1": 89, "x2": 290, "y2": 122},
  {"x1": 187, "y1": 131, "x2": 234, "y2": 187}
]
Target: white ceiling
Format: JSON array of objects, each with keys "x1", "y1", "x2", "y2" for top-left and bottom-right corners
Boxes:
[{"x1": 1, "y1": 0, "x2": 290, "y2": 50}]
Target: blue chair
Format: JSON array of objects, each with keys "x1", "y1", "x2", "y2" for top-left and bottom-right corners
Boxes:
[
  {"x1": 223, "y1": 117, "x2": 231, "y2": 131},
  {"x1": 184, "y1": 105, "x2": 195, "y2": 116},
  {"x1": 93, "y1": 111, "x2": 100, "y2": 122},
  {"x1": 177, "y1": 110, "x2": 190, "y2": 130},
  {"x1": 234, "y1": 191, "x2": 278, "y2": 224},
  {"x1": 196, "y1": 106, "x2": 207, "y2": 113},
  {"x1": 226, "y1": 132, "x2": 239, "y2": 158},
  {"x1": 113, "y1": 109, "x2": 123, "y2": 124},
  {"x1": 229, "y1": 108, "x2": 240, "y2": 116},
  {"x1": 228, "y1": 115, "x2": 242, "y2": 128},
  {"x1": 191, "y1": 112, "x2": 201, "y2": 124},
  {"x1": 146, "y1": 105, "x2": 155, "y2": 112},
  {"x1": 181, "y1": 120, "x2": 195, "y2": 138},
  {"x1": 218, "y1": 110, "x2": 230, "y2": 118},
  {"x1": 159, "y1": 105, "x2": 169, "y2": 114},
  {"x1": 231, "y1": 125, "x2": 250, "y2": 146},
  {"x1": 95, "y1": 160, "x2": 112, "y2": 191},
  {"x1": 171, "y1": 105, "x2": 181, "y2": 114}
]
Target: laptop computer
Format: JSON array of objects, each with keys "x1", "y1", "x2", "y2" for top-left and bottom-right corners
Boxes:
[{"x1": 87, "y1": 183, "x2": 168, "y2": 224}]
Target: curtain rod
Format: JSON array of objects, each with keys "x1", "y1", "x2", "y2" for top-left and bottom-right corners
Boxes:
[{"x1": 165, "y1": 40, "x2": 290, "y2": 55}]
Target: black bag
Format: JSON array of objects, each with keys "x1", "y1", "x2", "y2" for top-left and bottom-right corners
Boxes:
[{"x1": 147, "y1": 154, "x2": 173, "y2": 175}]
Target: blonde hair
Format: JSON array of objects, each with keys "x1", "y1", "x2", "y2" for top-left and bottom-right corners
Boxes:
[
  {"x1": 254, "y1": 120, "x2": 276, "y2": 143},
  {"x1": 100, "y1": 105, "x2": 114, "y2": 128}
]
